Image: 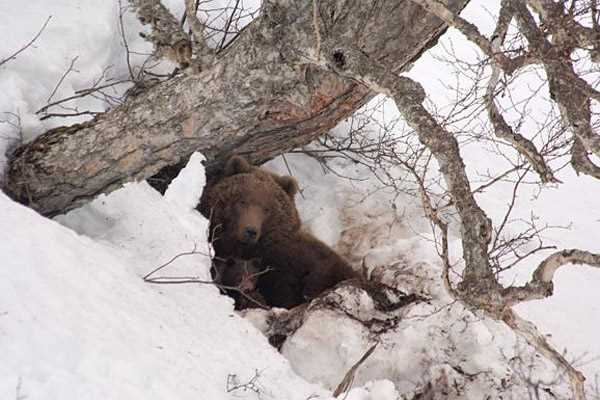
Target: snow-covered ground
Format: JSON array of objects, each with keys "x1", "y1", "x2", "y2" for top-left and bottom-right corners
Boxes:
[
  {"x1": 1, "y1": 154, "x2": 326, "y2": 400},
  {"x1": 2, "y1": 0, "x2": 600, "y2": 399}
]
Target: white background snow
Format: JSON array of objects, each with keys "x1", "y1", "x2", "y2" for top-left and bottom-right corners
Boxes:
[{"x1": 1, "y1": 0, "x2": 600, "y2": 399}]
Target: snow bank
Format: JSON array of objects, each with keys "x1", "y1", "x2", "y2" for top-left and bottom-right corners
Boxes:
[
  {"x1": 263, "y1": 152, "x2": 593, "y2": 398},
  {"x1": 0, "y1": 155, "x2": 326, "y2": 400},
  {"x1": 2, "y1": 0, "x2": 600, "y2": 397}
]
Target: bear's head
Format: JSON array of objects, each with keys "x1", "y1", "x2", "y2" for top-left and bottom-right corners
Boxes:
[
  {"x1": 206, "y1": 156, "x2": 301, "y2": 253},
  {"x1": 224, "y1": 155, "x2": 299, "y2": 200}
]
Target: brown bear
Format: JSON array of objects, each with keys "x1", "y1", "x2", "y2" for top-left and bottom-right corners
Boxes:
[
  {"x1": 221, "y1": 155, "x2": 300, "y2": 201},
  {"x1": 198, "y1": 155, "x2": 357, "y2": 309},
  {"x1": 211, "y1": 257, "x2": 267, "y2": 310},
  {"x1": 256, "y1": 231, "x2": 357, "y2": 309},
  {"x1": 198, "y1": 155, "x2": 301, "y2": 260}
]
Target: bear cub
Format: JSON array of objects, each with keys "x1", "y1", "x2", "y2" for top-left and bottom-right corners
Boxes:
[
  {"x1": 211, "y1": 257, "x2": 266, "y2": 310},
  {"x1": 199, "y1": 155, "x2": 357, "y2": 309}
]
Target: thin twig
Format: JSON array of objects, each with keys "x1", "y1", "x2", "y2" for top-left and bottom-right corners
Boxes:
[
  {"x1": 46, "y1": 56, "x2": 79, "y2": 104},
  {"x1": 333, "y1": 343, "x2": 379, "y2": 398},
  {"x1": 36, "y1": 79, "x2": 129, "y2": 115},
  {"x1": 117, "y1": 0, "x2": 135, "y2": 80},
  {"x1": 39, "y1": 111, "x2": 102, "y2": 121},
  {"x1": 142, "y1": 243, "x2": 211, "y2": 280},
  {"x1": 218, "y1": 0, "x2": 241, "y2": 51},
  {"x1": 143, "y1": 243, "x2": 270, "y2": 309},
  {"x1": 0, "y1": 16, "x2": 52, "y2": 67},
  {"x1": 145, "y1": 276, "x2": 270, "y2": 309}
]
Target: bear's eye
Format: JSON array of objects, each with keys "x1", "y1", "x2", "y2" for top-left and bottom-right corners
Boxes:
[{"x1": 239, "y1": 199, "x2": 247, "y2": 206}]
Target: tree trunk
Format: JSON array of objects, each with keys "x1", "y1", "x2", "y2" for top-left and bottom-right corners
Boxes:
[{"x1": 3, "y1": 0, "x2": 470, "y2": 217}]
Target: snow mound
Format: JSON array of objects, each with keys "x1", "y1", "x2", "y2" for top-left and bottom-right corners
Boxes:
[
  {"x1": 163, "y1": 152, "x2": 206, "y2": 211},
  {"x1": 267, "y1": 254, "x2": 572, "y2": 399},
  {"x1": 261, "y1": 153, "x2": 577, "y2": 399},
  {"x1": 0, "y1": 155, "x2": 327, "y2": 400}
]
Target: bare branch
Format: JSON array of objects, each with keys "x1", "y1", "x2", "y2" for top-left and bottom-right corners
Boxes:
[
  {"x1": 142, "y1": 244, "x2": 269, "y2": 309},
  {"x1": 411, "y1": 0, "x2": 557, "y2": 183},
  {"x1": 38, "y1": 111, "x2": 102, "y2": 121},
  {"x1": 217, "y1": 0, "x2": 242, "y2": 52},
  {"x1": 227, "y1": 369, "x2": 264, "y2": 395},
  {"x1": 127, "y1": 0, "x2": 191, "y2": 67},
  {"x1": 184, "y1": 0, "x2": 214, "y2": 66},
  {"x1": 512, "y1": 0, "x2": 600, "y2": 174},
  {"x1": 534, "y1": 249, "x2": 600, "y2": 283},
  {"x1": 118, "y1": 0, "x2": 136, "y2": 80},
  {"x1": 318, "y1": 34, "x2": 596, "y2": 398},
  {"x1": 145, "y1": 275, "x2": 270, "y2": 309},
  {"x1": 410, "y1": 0, "x2": 534, "y2": 74},
  {"x1": 396, "y1": 154, "x2": 457, "y2": 297},
  {"x1": 502, "y1": 249, "x2": 600, "y2": 307},
  {"x1": 333, "y1": 343, "x2": 378, "y2": 397},
  {"x1": 486, "y1": 55, "x2": 558, "y2": 183},
  {"x1": 571, "y1": 137, "x2": 600, "y2": 179},
  {"x1": 491, "y1": 0, "x2": 514, "y2": 43},
  {"x1": 503, "y1": 309, "x2": 586, "y2": 400},
  {"x1": 322, "y1": 45, "x2": 496, "y2": 289},
  {"x1": 0, "y1": 16, "x2": 52, "y2": 68},
  {"x1": 411, "y1": 0, "x2": 505, "y2": 64},
  {"x1": 527, "y1": 0, "x2": 600, "y2": 50},
  {"x1": 46, "y1": 56, "x2": 80, "y2": 104},
  {"x1": 35, "y1": 79, "x2": 130, "y2": 115},
  {"x1": 142, "y1": 242, "x2": 211, "y2": 280}
]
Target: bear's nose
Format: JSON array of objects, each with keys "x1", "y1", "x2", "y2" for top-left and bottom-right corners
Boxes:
[{"x1": 243, "y1": 227, "x2": 258, "y2": 241}]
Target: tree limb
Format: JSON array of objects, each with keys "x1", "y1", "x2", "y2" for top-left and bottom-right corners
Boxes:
[
  {"x1": 0, "y1": 16, "x2": 52, "y2": 68},
  {"x1": 128, "y1": 0, "x2": 192, "y2": 66},
  {"x1": 184, "y1": 0, "x2": 214, "y2": 66},
  {"x1": 4, "y1": 0, "x2": 471, "y2": 216},
  {"x1": 484, "y1": 5, "x2": 556, "y2": 183},
  {"x1": 571, "y1": 137, "x2": 600, "y2": 179},
  {"x1": 316, "y1": 43, "x2": 501, "y2": 305},
  {"x1": 503, "y1": 309, "x2": 586, "y2": 400},
  {"x1": 314, "y1": 31, "x2": 594, "y2": 398},
  {"x1": 502, "y1": 249, "x2": 600, "y2": 306},
  {"x1": 527, "y1": 0, "x2": 600, "y2": 51},
  {"x1": 410, "y1": 0, "x2": 534, "y2": 73},
  {"x1": 412, "y1": 0, "x2": 557, "y2": 183},
  {"x1": 511, "y1": 0, "x2": 600, "y2": 176}
]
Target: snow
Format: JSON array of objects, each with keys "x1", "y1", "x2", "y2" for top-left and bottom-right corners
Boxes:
[
  {"x1": 401, "y1": 0, "x2": 600, "y2": 387},
  {"x1": 163, "y1": 152, "x2": 206, "y2": 210},
  {"x1": 1, "y1": 154, "x2": 327, "y2": 399},
  {"x1": 2, "y1": 0, "x2": 600, "y2": 399},
  {"x1": 260, "y1": 155, "x2": 575, "y2": 398},
  {"x1": 0, "y1": 1, "x2": 153, "y2": 139}
]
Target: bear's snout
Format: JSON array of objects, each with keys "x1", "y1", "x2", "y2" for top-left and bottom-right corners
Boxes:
[
  {"x1": 236, "y1": 204, "x2": 264, "y2": 244},
  {"x1": 242, "y1": 226, "x2": 258, "y2": 242}
]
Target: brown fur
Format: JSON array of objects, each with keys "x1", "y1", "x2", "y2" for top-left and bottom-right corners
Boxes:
[
  {"x1": 212, "y1": 258, "x2": 266, "y2": 310},
  {"x1": 223, "y1": 155, "x2": 299, "y2": 199},
  {"x1": 256, "y1": 231, "x2": 358, "y2": 308},
  {"x1": 199, "y1": 162, "x2": 301, "y2": 259},
  {"x1": 199, "y1": 155, "x2": 356, "y2": 309}
]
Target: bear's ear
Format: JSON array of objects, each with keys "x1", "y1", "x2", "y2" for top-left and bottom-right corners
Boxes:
[
  {"x1": 274, "y1": 175, "x2": 299, "y2": 198},
  {"x1": 224, "y1": 155, "x2": 253, "y2": 176}
]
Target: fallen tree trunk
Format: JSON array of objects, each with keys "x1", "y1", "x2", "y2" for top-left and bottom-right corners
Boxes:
[{"x1": 3, "y1": 0, "x2": 469, "y2": 216}]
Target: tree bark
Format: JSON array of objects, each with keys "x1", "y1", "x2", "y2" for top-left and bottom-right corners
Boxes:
[{"x1": 3, "y1": 0, "x2": 470, "y2": 216}]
